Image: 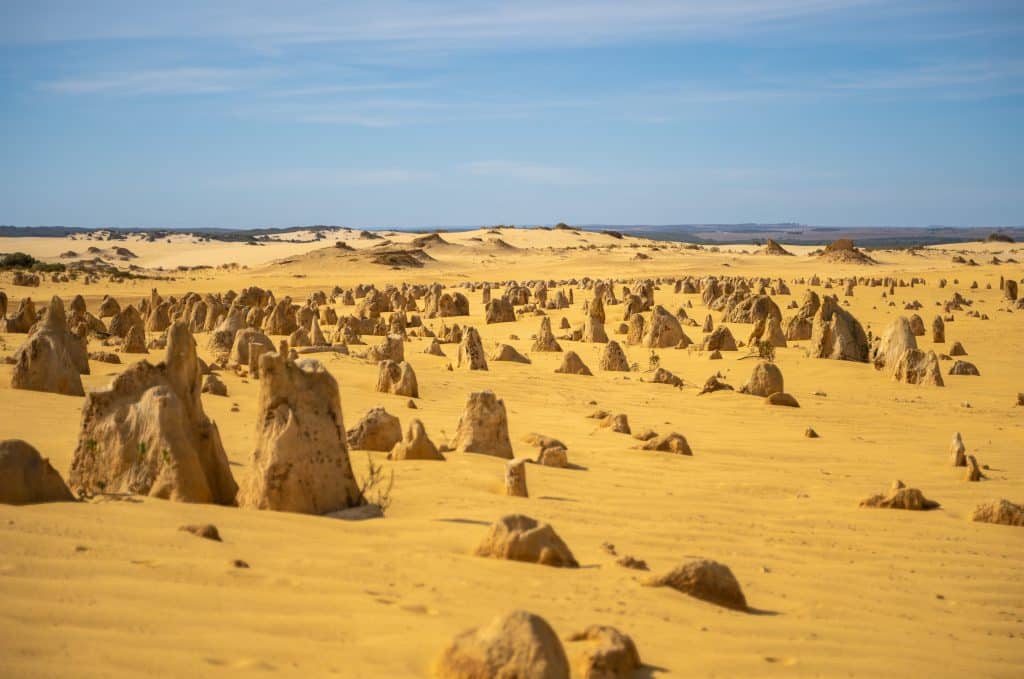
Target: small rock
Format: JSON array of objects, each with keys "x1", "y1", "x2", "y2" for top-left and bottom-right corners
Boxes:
[
  {"x1": 616, "y1": 555, "x2": 649, "y2": 571},
  {"x1": 179, "y1": 524, "x2": 221, "y2": 541}
]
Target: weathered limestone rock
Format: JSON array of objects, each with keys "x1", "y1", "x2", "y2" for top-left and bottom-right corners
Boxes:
[
  {"x1": 11, "y1": 297, "x2": 88, "y2": 396},
  {"x1": 490, "y1": 343, "x2": 531, "y2": 364},
  {"x1": 642, "y1": 305, "x2": 683, "y2": 348},
  {"x1": 450, "y1": 391, "x2": 513, "y2": 458},
  {"x1": 598, "y1": 341, "x2": 630, "y2": 371},
  {"x1": 475, "y1": 514, "x2": 578, "y2": 567},
  {"x1": 566, "y1": 626, "x2": 641, "y2": 679},
  {"x1": 68, "y1": 323, "x2": 238, "y2": 504},
  {"x1": 860, "y1": 480, "x2": 939, "y2": 510},
  {"x1": 0, "y1": 439, "x2": 75, "y2": 504},
  {"x1": 505, "y1": 459, "x2": 529, "y2": 497},
  {"x1": 457, "y1": 327, "x2": 488, "y2": 370},
  {"x1": 971, "y1": 499, "x2": 1024, "y2": 526},
  {"x1": 809, "y1": 296, "x2": 869, "y2": 362},
  {"x1": 238, "y1": 351, "x2": 361, "y2": 514},
  {"x1": 738, "y1": 361, "x2": 784, "y2": 397},
  {"x1": 434, "y1": 611, "x2": 570, "y2": 679},
  {"x1": 376, "y1": 360, "x2": 419, "y2": 397},
  {"x1": 346, "y1": 407, "x2": 402, "y2": 451},
  {"x1": 531, "y1": 316, "x2": 562, "y2": 352},
  {"x1": 555, "y1": 351, "x2": 592, "y2": 376},
  {"x1": 389, "y1": 419, "x2": 443, "y2": 461},
  {"x1": 646, "y1": 559, "x2": 747, "y2": 610}
]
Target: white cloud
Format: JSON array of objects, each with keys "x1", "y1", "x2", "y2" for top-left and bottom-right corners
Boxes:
[
  {"x1": 463, "y1": 161, "x2": 597, "y2": 185},
  {"x1": 39, "y1": 67, "x2": 269, "y2": 95},
  {"x1": 3, "y1": 1, "x2": 911, "y2": 47}
]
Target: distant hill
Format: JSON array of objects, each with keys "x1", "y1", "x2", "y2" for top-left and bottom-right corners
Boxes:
[
  {"x1": 1, "y1": 222, "x2": 1020, "y2": 248},
  {"x1": 583, "y1": 224, "x2": 1024, "y2": 248}
]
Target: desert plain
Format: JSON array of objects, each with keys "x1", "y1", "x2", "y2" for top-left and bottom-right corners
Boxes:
[{"x1": 0, "y1": 226, "x2": 1022, "y2": 678}]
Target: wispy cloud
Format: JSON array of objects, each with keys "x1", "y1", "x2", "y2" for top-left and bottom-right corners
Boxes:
[
  {"x1": 817, "y1": 58, "x2": 1024, "y2": 95},
  {"x1": 269, "y1": 80, "x2": 436, "y2": 98},
  {"x1": 39, "y1": 67, "x2": 270, "y2": 95},
  {"x1": 4, "y1": 1, "x2": 892, "y2": 47},
  {"x1": 208, "y1": 168, "x2": 433, "y2": 189},
  {"x1": 463, "y1": 161, "x2": 597, "y2": 185}
]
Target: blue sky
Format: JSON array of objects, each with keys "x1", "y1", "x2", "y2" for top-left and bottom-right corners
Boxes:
[{"x1": 1, "y1": 1, "x2": 1022, "y2": 229}]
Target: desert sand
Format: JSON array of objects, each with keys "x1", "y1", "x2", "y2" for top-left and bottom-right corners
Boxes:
[{"x1": 1, "y1": 227, "x2": 1022, "y2": 678}]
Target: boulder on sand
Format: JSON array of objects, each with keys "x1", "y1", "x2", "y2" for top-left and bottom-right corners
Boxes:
[
  {"x1": 698, "y1": 374, "x2": 733, "y2": 395},
  {"x1": 738, "y1": 361, "x2": 783, "y2": 397},
  {"x1": 229, "y1": 328, "x2": 274, "y2": 366},
  {"x1": 365, "y1": 334, "x2": 405, "y2": 363},
  {"x1": 5, "y1": 297, "x2": 37, "y2": 333},
  {"x1": 971, "y1": 499, "x2": 1024, "y2": 527},
  {"x1": 599, "y1": 413, "x2": 631, "y2": 434},
  {"x1": 641, "y1": 432, "x2": 693, "y2": 455},
  {"x1": 68, "y1": 322, "x2": 238, "y2": 504},
  {"x1": 11, "y1": 296, "x2": 88, "y2": 396},
  {"x1": 202, "y1": 373, "x2": 228, "y2": 396},
  {"x1": 484, "y1": 298, "x2": 516, "y2": 324},
  {"x1": 948, "y1": 360, "x2": 980, "y2": 376},
  {"x1": 489, "y1": 343, "x2": 531, "y2": 364},
  {"x1": 449, "y1": 391, "x2": 513, "y2": 458},
  {"x1": 642, "y1": 305, "x2": 683, "y2": 348},
  {"x1": 346, "y1": 407, "x2": 402, "y2": 451},
  {"x1": 701, "y1": 326, "x2": 737, "y2": 352},
  {"x1": 121, "y1": 325, "x2": 148, "y2": 354},
  {"x1": 859, "y1": 480, "x2": 939, "y2": 510},
  {"x1": 376, "y1": 360, "x2": 419, "y2": 397},
  {"x1": 238, "y1": 351, "x2": 361, "y2": 514},
  {"x1": 434, "y1": 610, "x2": 570, "y2": 679},
  {"x1": 475, "y1": 514, "x2": 578, "y2": 567},
  {"x1": 598, "y1": 340, "x2": 630, "y2": 371},
  {"x1": 650, "y1": 367, "x2": 683, "y2": 387},
  {"x1": 872, "y1": 317, "x2": 917, "y2": 375},
  {"x1": 389, "y1": 419, "x2": 443, "y2": 461},
  {"x1": 646, "y1": 559, "x2": 747, "y2": 611},
  {"x1": 565, "y1": 626, "x2": 641, "y2": 679},
  {"x1": 765, "y1": 392, "x2": 800, "y2": 407},
  {"x1": 555, "y1": 351, "x2": 592, "y2": 376},
  {"x1": 809, "y1": 295, "x2": 869, "y2": 362},
  {"x1": 892, "y1": 348, "x2": 944, "y2": 386},
  {"x1": 0, "y1": 439, "x2": 75, "y2": 504}
]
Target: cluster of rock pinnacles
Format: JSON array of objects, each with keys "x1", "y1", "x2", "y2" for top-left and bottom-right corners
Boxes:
[{"x1": 2, "y1": 270, "x2": 1021, "y2": 676}]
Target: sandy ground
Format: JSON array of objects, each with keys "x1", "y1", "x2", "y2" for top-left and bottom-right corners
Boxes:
[{"x1": 1, "y1": 228, "x2": 1022, "y2": 678}]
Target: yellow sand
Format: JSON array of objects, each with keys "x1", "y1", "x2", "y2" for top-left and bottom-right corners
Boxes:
[{"x1": 1, "y1": 229, "x2": 1022, "y2": 678}]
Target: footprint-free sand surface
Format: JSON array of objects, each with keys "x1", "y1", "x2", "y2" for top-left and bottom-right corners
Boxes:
[{"x1": 1, "y1": 228, "x2": 1022, "y2": 677}]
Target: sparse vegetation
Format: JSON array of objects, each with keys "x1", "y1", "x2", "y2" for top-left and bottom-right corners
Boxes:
[
  {"x1": 755, "y1": 340, "x2": 776, "y2": 362},
  {"x1": 0, "y1": 252, "x2": 65, "y2": 273},
  {"x1": 648, "y1": 350, "x2": 661, "y2": 371},
  {"x1": 359, "y1": 453, "x2": 394, "y2": 515}
]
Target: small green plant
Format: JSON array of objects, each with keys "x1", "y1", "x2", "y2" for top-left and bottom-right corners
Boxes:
[
  {"x1": 648, "y1": 350, "x2": 661, "y2": 371},
  {"x1": 138, "y1": 441, "x2": 147, "y2": 457},
  {"x1": 359, "y1": 453, "x2": 394, "y2": 515},
  {"x1": 756, "y1": 340, "x2": 776, "y2": 363}
]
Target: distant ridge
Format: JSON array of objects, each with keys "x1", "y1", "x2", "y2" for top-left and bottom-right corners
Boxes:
[{"x1": 1, "y1": 223, "x2": 1021, "y2": 248}]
